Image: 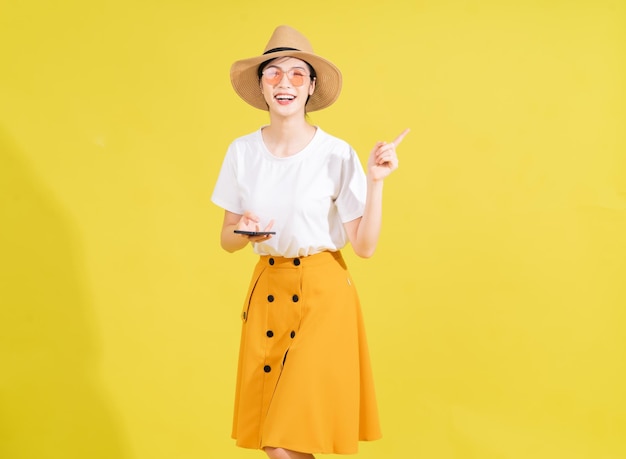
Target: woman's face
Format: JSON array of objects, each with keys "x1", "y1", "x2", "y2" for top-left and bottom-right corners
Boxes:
[{"x1": 259, "y1": 57, "x2": 315, "y2": 115}]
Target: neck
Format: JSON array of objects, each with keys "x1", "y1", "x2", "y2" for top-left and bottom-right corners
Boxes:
[
  {"x1": 262, "y1": 116, "x2": 316, "y2": 158},
  {"x1": 267, "y1": 112, "x2": 312, "y2": 135}
]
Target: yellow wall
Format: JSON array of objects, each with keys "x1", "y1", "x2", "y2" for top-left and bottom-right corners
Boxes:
[{"x1": 1, "y1": 1, "x2": 624, "y2": 458}]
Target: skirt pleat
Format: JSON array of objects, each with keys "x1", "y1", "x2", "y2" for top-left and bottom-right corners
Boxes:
[{"x1": 231, "y1": 251, "x2": 381, "y2": 454}]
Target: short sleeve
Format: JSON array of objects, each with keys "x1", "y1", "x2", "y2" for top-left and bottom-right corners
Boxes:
[
  {"x1": 334, "y1": 147, "x2": 367, "y2": 223},
  {"x1": 211, "y1": 144, "x2": 244, "y2": 214}
]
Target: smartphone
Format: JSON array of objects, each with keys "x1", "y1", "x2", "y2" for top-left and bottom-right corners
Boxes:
[{"x1": 234, "y1": 230, "x2": 276, "y2": 236}]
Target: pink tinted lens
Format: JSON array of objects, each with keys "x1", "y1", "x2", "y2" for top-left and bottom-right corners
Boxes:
[
  {"x1": 263, "y1": 69, "x2": 282, "y2": 85},
  {"x1": 263, "y1": 68, "x2": 307, "y2": 86}
]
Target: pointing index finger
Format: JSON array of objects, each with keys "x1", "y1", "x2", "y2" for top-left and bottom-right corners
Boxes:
[{"x1": 391, "y1": 128, "x2": 410, "y2": 147}]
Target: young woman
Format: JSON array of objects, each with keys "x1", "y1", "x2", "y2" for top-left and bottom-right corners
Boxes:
[{"x1": 212, "y1": 25, "x2": 408, "y2": 459}]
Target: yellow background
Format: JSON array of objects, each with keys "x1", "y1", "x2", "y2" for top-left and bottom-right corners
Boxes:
[{"x1": 1, "y1": 1, "x2": 625, "y2": 458}]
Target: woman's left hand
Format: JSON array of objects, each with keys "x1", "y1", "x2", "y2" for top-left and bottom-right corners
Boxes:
[{"x1": 367, "y1": 128, "x2": 410, "y2": 181}]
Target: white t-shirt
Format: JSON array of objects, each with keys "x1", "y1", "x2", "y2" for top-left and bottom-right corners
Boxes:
[{"x1": 211, "y1": 127, "x2": 367, "y2": 257}]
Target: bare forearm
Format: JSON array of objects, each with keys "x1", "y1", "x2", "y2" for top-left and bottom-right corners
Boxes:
[
  {"x1": 353, "y1": 178, "x2": 384, "y2": 258},
  {"x1": 220, "y1": 223, "x2": 249, "y2": 252}
]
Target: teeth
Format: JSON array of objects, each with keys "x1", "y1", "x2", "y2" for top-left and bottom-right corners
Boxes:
[{"x1": 276, "y1": 95, "x2": 294, "y2": 100}]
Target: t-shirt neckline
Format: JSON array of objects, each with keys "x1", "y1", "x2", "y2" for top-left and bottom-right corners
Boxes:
[{"x1": 258, "y1": 126, "x2": 321, "y2": 161}]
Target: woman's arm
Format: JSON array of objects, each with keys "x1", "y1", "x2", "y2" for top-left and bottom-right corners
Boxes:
[
  {"x1": 344, "y1": 128, "x2": 409, "y2": 258},
  {"x1": 343, "y1": 179, "x2": 383, "y2": 258}
]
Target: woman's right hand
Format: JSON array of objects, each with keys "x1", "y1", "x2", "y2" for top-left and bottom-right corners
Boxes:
[
  {"x1": 235, "y1": 211, "x2": 275, "y2": 242},
  {"x1": 221, "y1": 210, "x2": 274, "y2": 252}
]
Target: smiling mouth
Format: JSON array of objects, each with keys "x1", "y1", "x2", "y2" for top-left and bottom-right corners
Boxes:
[{"x1": 275, "y1": 95, "x2": 295, "y2": 101}]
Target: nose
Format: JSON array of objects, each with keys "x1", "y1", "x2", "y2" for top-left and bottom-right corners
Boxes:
[{"x1": 277, "y1": 71, "x2": 291, "y2": 87}]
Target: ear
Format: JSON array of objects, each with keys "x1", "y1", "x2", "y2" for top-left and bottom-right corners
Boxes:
[{"x1": 309, "y1": 77, "x2": 316, "y2": 96}]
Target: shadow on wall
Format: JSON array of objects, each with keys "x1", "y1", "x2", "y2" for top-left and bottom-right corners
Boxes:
[{"x1": 0, "y1": 127, "x2": 129, "y2": 459}]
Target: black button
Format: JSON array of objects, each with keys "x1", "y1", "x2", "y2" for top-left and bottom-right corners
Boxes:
[
  {"x1": 264, "y1": 365, "x2": 271, "y2": 373},
  {"x1": 292, "y1": 295, "x2": 299, "y2": 302},
  {"x1": 269, "y1": 258, "x2": 275, "y2": 265},
  {"x1": 293, "y1": 258, "x2": 301, "y2": 266},
  {"x1": 268, "y1": 295, "x2": 274, "y2": 302},
  {"x1": 290, "y1": 331, "x2": 296, "y2": 339},
  {"x1": 266, "y1": 330, "x2": 274, "y2": 338}
]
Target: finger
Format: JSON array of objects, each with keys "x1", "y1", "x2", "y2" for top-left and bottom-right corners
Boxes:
[
  {"x1": 375, "y1": 143, "x2": 393, "y2": 157},
  {"x1": 377, "y1": 146, "x2": 396, "y2": 160},
  {"x1": 391, "y1": 128, "x2": 410, "y2": 147},
  {"x1": 243, "y1": 210, "x2": 260, "y2": 223},
  {"x1": 249, "y1": 232, "x2": 273, "y2": 242},
  {"x1": 264, "y1": 219, "x2": 275, "y2": 232},
  {"x1": 373, "y1": 141, "x2": 386, "y2": 152}
]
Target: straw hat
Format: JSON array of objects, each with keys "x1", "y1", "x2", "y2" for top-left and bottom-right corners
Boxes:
[{"x1": 230, "y1": 25, "x2": 342, "y2": 112}]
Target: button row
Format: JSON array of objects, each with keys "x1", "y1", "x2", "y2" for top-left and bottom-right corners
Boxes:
[
  {"x1": 268, "y1": 258, "x2": 301, "y2": 266},
  {"x1": 267, "y1": 294, "x2": 299, "y2": 303},
  {"x1": 265, "y1": 330, "x2": 296, "y2": 339}
]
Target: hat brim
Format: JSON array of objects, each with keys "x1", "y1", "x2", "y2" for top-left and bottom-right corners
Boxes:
[{"x1": 230, "y1": 51, "x2": 342, "y2": 112}]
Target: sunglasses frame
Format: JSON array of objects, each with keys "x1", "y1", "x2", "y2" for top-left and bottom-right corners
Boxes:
[{"x1": 261, "y1": 66, "x2": 313, "y2": 87}]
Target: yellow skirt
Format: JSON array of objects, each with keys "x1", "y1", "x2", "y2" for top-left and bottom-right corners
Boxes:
[{"x1": 232, "y1": 251, "x2": 381, "y2": 454}]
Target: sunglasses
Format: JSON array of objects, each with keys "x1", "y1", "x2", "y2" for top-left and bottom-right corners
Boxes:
[{"x1": 261, "y1": 67, "x2": 312, "y2": 87}]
